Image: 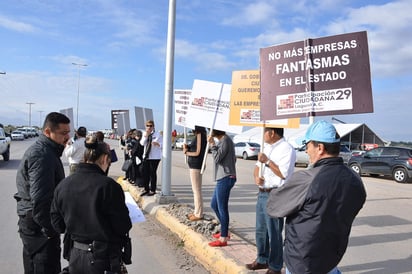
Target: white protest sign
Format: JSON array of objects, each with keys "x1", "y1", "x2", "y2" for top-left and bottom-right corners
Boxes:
[
  {"x1": 186, "y1": 79, "x2": 243, "y2": 134},
  {"x1": 173, "y1": 89, "x2": 192, "y2": 127}
]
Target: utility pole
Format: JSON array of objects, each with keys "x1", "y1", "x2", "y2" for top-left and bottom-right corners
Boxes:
[
  {"x1": 159, "y1": 0, "x2": 177, "y2": 203},
  {"x1": 26, "y1": 102, "x2": 35, "y2": 127},
  {"x1": 38, "y1": 110, "x2": 44, "y2": 128},
  {"x1": 72, "y1": 62, "x2": 88, "y2": 128}
]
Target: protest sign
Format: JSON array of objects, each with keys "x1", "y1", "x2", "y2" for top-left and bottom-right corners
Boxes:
[
  {"x1": 186, "y1": 79, "x2": 243, "y2": 134},
  {"x1": 260, "y1": 31, "x2": 373, "y2": 120},
  {"x1": 229, "y1": 70, "x2": 300, "y2": 128},
  {"x1": 173, "y1": 89, "x2": 192, "y2": 127}
]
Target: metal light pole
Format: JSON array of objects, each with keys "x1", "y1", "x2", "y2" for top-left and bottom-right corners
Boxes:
[
  {"x1": 38, "y1": 110, "x2": 44, "y2": 128},
  {"x1": 159, "y1": 0, "x2": 176, "y2": 201},
  {"x1": 26, "y1": 102, "x2": 35, "y2": 127},
  {"x1": 72, "y1": 62, "x2": 88, "y2": 129}
]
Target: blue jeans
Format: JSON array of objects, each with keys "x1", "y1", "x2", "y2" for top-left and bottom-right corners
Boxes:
[
  {"x1": 286, "y1": 267, "x2": 341, "y2": 274},
  {"x1": 210, "y1": 176, "x2": 236, "y2": 237},
  {"x1": 255, "y1": 191, "x2": 284, "y2": 271}
]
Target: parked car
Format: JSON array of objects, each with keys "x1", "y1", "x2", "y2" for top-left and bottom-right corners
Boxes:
[
  {"x1": 174, "y1": 138, "x2": 185, "y2": 150},
  {"x1": 348, "y1": 146, "x2": 412, "y2": 183},
  {"x1": 16, "y1": 128, "x2": 29, "y2": 138},
  {"x1": 351, "y1": 150, "x2": 366, "y2": 157},
  {"x1": 295, "y1": 144, "x2": 352, "y2": 167},
  {"x1": 11, "y1": 130, "x2": 25, "y2": 141},
  {"x1": 234, "y1": 142, "x2": 260, "y2": 160},
  {"x1": 0, "y1": 127, "x2": 11, "y2": 161}
]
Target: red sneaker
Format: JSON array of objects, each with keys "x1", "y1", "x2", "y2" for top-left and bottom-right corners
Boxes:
[
  {"x1": 212, "y1": 232, "x2": 230, "y2": 239},
  {"x1": 208, "y1": 240, "x2": 227, "y2": 247}
]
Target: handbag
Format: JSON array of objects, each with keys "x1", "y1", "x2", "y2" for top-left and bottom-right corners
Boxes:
[
  {"x1": 121, "y1": 159, "x2": 133, "y2": 172},
  {"x1": 110, "y1": 149, "x2": 118, "y2": 163}
]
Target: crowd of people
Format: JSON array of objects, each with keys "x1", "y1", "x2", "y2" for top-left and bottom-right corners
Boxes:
[{"x1": 14, "y1": 111, "x2": 366, "y2": 274}]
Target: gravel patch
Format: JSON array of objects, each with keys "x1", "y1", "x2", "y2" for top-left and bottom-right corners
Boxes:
[{"x1": 165, "y1": 203, "x2": 221, "y2": 237}]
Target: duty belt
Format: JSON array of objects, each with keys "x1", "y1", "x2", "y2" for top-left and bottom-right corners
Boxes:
[{"x1": 73, "y1": 241, "x2": 92, "y2": 252}]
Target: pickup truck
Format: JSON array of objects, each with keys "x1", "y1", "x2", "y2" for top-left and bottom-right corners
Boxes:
[{"x1": 0, "y1": 127, "x2": 11, "y2": 161}]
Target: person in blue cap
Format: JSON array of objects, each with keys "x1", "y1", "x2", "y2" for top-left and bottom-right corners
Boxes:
[{"x1": 266, "y1": 120, "x2": 367, "y2": 274}]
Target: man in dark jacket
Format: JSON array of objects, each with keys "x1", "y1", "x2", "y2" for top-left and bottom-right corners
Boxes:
[
  {"x1": 14, "y1": 112, "x2": 71, "y2": 274},
  {"x1": 267, "y1": 120, "x2": 367, "y2": 274}
]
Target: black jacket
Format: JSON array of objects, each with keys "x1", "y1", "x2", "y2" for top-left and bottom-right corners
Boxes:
[
  {"x1": 15, "y1": 134, "x2": 65, "y2": 237},
  {"x1": 267, "y1": 157, "x2": 366, "y2": 274},
  {"x1": 51, "y1": 163, "x2": 132, "y2": 244}
]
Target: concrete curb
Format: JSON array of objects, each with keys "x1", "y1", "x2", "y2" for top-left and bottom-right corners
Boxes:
[{"x1": 116, "y1": 177, "x2": 256, "y2": 274}]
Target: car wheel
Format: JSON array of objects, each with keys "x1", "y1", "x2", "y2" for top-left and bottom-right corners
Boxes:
[
  {"x1": 393, "y1": 167, "x2": 409, "y2": 183},
  {"x1": 2, "y1": 146, "x2": 10, "y2": 161},
  {"x1": 350, "y1": 163, "x2": 361, "y2": 174},
  {"x1": 242, "y1": 152, "x2": 248, "y2": 160}
]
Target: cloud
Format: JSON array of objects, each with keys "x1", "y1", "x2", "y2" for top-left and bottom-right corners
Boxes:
[
  {"x1": 323, "y1": 0, "x2": 412, "y2": 77},
  {"x1": 0, "y1": 15, "x2": 37, "y2": 33},
  {"x1": 222, "y1": 1, "x2": 276, "y2": 26},
  {"x1": 174, "y1": 39, "x2": 237, "y2": 72}
]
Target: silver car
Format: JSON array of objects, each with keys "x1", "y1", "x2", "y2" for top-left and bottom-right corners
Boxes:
[
  {"x1": 234, "y1": 142, "x2": 260, "y2": 160},
  {"x1": 11, "y1": 130, "x2": 25, "y2": 141}
]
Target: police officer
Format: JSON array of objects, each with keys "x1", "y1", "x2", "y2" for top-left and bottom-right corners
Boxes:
[{"x1": 51, "y1": 135, "x2": 132, "y2": 274}]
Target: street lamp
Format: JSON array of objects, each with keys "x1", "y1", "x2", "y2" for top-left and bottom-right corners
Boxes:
[
  {"x1": 38, "y1": 110, "x2": 44, "y2": 128},
  {"x1": 26, "y1": 102, "x2": 35, "y2": 127},
  {"x1": 72, "y1": 62, "x2": 88, "y2": 128}
]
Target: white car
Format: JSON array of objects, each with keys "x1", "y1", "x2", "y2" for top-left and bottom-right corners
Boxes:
[
  {"x1": 11, "y1": 130, "x2": 25, "y2": 141},
  {"x1": 234, "y1": 142, "x2": 260, "y2": 160},
  {"x1": 174, "y1": 138, "x2": 185, "y2": 150}
]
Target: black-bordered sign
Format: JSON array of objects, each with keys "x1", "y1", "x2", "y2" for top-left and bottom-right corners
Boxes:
[{"x1": 260, "y1": 31, "x2": 373, "y2": 120}]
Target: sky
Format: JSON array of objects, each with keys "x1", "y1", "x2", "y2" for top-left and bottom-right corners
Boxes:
[{"x1": 0, "y1": 0, "x2": 411, "y2": 142}]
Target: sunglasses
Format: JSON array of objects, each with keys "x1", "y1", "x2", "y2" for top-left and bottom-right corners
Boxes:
[{"x1": 146, "y1": 125, "x2": 153, "y2": 127}]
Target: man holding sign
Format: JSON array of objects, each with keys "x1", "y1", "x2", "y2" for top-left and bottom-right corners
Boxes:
[{"x1": 246, "y1": 127, "x2": 295, "y2": 274}]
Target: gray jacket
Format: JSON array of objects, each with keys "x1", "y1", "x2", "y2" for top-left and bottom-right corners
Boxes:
[{"x1": 210, "y1": 134, "x2": 236, "y2": 181}]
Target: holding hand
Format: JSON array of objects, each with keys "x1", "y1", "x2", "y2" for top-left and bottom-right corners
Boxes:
[{"x1": 257, "y1": 152, "x2": 269, "y2": 164}]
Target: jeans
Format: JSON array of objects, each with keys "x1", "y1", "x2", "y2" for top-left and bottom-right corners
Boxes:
[
  {"x1": 286, "y1": 267, "x2": 341, "y2": 274},
  {"x1": 210, "y1": 176, "x2": 236, "y2": 237},
  {"x1": 255, "y1": 191, "x2": 284, "y2": 271}
]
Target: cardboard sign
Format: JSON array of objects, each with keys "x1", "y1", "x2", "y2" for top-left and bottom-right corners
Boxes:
[
  {"x1": 229, "y1": 70, "x2": 300, "y2": 128},
  {"x1": 260, "y1": 31, "x2": 373, "y2": 120}
]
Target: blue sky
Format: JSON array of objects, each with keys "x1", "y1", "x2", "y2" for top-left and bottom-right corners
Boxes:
[{"x1": 0, "y1": 0, "x2": 411, "y2": 141}]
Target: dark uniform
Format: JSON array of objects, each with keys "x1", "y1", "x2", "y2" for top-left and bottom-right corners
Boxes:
[
  {"x1": 51, "y1": 163, "x2": 132, "y2": 274},
  {"x1": 15, "y1": 134, "x2": 65, "y2": 274}
]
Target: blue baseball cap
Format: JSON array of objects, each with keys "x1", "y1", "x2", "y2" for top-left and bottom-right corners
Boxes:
[{"x1": 299, "y1": 120, "x2": 340, "y2": 145}]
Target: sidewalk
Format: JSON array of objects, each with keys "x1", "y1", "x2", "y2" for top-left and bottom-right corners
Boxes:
[{"x1": 117, "y1": 178, "x2": 271, "y2": 274}]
